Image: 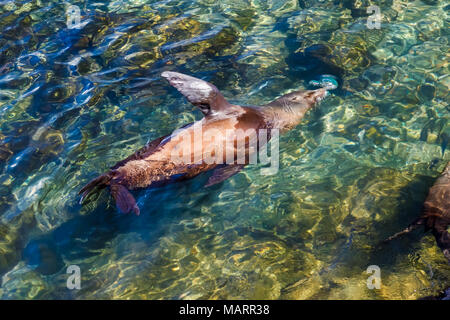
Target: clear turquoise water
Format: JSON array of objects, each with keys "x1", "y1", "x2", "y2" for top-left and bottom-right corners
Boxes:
[{"x1": 0, "y1": 0, "x2": 449, "y2": 299}]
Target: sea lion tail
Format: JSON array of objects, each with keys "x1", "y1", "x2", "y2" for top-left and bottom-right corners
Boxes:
[
  {"x1": 79, "y1": 174, "x2": 140, "y2": 215},
  {"x1": 78, "y1": 173, "x2": 111, "y2": 204},
  {"x1": 110, "y1": 184, "x2": 140, "y2": 216}
]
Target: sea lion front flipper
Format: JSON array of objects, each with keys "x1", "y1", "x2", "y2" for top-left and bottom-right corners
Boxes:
[
  {"x1": 205, "y1": 164, "x2": 244, "y2": 187},
  {"x1": 110, "y1": 184, "x2": 140, "y2": 216},
  {"x1": 161, "y1": 71, "x2": 231, "y2": 116}
]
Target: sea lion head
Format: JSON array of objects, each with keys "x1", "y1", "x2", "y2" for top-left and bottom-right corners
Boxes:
[
  {"x1": 262, "y1": 87, "x2": 328, "y2": 130},
  {"x1": 285, "y1": 87, "x2": 328, "y2": 105},
  {"x1": 266, "y1": 87, "x2": 328, "y2": 110}
]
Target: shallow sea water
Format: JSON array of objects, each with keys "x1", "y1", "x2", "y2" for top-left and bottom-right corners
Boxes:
[{"x1": 0, "y1": 0, "x2": 449, "y2": 299}]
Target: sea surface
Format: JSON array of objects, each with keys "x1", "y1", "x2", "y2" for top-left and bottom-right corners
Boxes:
[{"x1": 0, "y1": 0, "x2": 449, "y2": 299}]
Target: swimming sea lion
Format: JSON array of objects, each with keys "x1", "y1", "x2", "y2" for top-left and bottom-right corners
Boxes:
[
  {"x1": 79, "y1": 71, "x2": 329, "y2": 215},
  {"x1": 385, "y1": 162, "x2": 450, "y2": 263}
]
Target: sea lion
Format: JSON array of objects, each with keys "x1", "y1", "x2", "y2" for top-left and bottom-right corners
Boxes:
[
  {"x1": 79, "y1": 71, "x2": 329, "y2": 215},
  {"x1": 385, "y1": 162, "x2": 450, "y2": 263}
]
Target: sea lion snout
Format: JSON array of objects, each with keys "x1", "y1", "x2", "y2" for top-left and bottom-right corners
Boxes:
[{"x1": 305, "y1": 88, "x2": 328, "y2": 104}]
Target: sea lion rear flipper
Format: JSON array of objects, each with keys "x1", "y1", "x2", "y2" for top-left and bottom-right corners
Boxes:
[
  {"x1": 205, "y1": 164, "x2": 244, "y2": 187},
  {"x1": 79, "y1": 173, "x2": 111, "y2": 204},
  {"x1": 432, "y1": 219, "x2": 450, "y2": 263},
  {"x1": 382, "y1": 218, "x2": 426, "y2": 244},
  {"x1": 161, "y1": 71, "x2": 231, "y2": 116},
  {"x1": 110, "y1": 184, "x2": 140, "y2": 216}
]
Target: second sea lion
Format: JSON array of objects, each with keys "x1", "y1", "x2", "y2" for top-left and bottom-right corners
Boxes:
[{"x1": 385, "y1": 162, "x2": 450, "y2": 263}]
